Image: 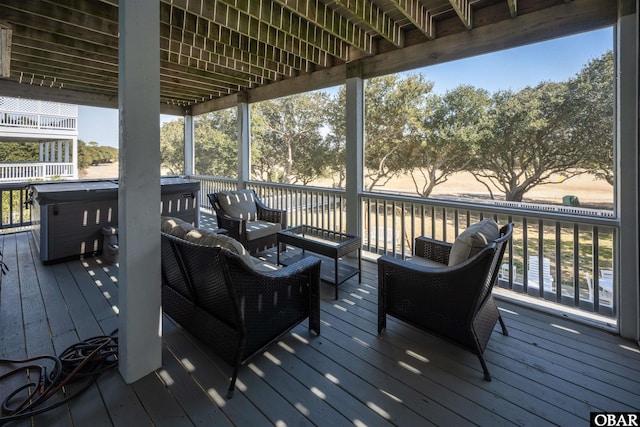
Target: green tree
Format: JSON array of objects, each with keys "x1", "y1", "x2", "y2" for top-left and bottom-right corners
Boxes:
[
  {"x1": 324, "y1": 87, "x2": 346, "y2": 188},
  {"x1": 472, "y1": 82, "x2": 586, "y2": 202},
  {"x1": 251, "y1": 92, "x2": 332, "y2": 184},
  {"x1": 159, "y1": 119, "x2": 185, "y2": 174},
  {"x1": 364, "y1": 74, "x2": 435, "y2": 191},
  {"x1": 194, "y1": 109, "x2": 237, "y2": 177},
  {"x1": 0, "y1": 142, "x2": 39, "y2": 161},
  {"x1": 569, "y1": 50, "x2": 614, "y2": 185},
  {"x1": 78, "y1": 140, "x2": 117, "y2": 169},
  {"x1": 407, "y1": 85, "x2": 490, "y2": 197}
]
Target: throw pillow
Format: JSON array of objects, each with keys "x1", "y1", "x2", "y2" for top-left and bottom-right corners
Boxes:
[
  {"x1": 161, "y1": 216, "x2": 195, "y2": 239},
  {"x1": 448, "y1": 219, "x2": 499, "y2": 266},
  {"x1": 184, "y1": 228, "x2": 255, "y2": 270},
  {"x1": 217, "y1": 189, "x2": 258, "y2": 221}
]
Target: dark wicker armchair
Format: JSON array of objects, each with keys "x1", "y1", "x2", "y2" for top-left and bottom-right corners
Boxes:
[
  {"x1": 378, "y1": 222, "x2": 513, "y2": 381},
  {"x1": 161, "y1": 232, "x2": 321, "y2": 398},
  {"x1": 208, "y1": 189, "x2": 287, "y2": 255}
]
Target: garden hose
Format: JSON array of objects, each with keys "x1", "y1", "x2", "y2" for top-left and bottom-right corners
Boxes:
[{"x1": 0, "y1": 331, "x2": 118, "y2": 426}]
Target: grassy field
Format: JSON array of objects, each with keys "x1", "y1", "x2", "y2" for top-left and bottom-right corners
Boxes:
[{"x1": 83, "y1": 163, "x2": 614, "y2": 209}]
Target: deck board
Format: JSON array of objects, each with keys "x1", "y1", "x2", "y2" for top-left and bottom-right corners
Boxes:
[{"x1": 1, "y1": 227, "x2": 639, "y2": 426}]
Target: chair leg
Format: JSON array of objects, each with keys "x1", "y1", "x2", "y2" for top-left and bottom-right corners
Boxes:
[
  {"x1": 477, "y1": 352, "x2": 492, "y2": 381},
  {"x1": 378, "y1": 314, "x2": 386, "y2": 334},
  {"x1": 227, "y1": 366, "x2": 240, "y2": 399},
  {"x1": 498, "y1": 314, "x2": 509, "y2": 336}
]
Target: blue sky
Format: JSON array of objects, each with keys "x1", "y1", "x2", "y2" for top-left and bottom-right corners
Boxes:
[{"x1": 78, "y1": 27, "x2": 613, "y2": 148}]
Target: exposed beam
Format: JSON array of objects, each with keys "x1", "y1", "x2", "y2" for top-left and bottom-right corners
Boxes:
[
  {"x1": 161, "y1": 23, "x2": 288, "y2": 82},
  {"x1": 449, "y1": 0, "x2": 473, "y2": 30},
  {"x1": 328, "y1": 0, "x2": 404, "y2": 48},
  {"x1": 0, "y1": 1, "x2": 117, "y2": 44},
  {"x1": 272, "y1": 0, "x2": 373, "y2": 54},
  {"x1": 0, "y1": 78, "x2": 119, "y2": 110},
  {"x1": 164, "y1": 3, "x2": 317, "y2": 73},
  {"x1": 194, "y1": 0, "x2": 616, "y2": 115},
  {"x1": 388, "y1": 0, "x2": 436, "y2": 40},
  {"x1": 507, "y1": 0, "x2": 518, "y2": 18},
  {"x1": 170, "y1": 0, "x2": 336, "y2": 67},
  {"x1": 363, "y1": 0, "x2": 614, "y2": 79}
]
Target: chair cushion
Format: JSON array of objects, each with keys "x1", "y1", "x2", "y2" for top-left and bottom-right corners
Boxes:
[
  {"x1": 407, "y1": 256, "x2": 447, "y2": 269},
  {"x1": 448, "y1": 219, "x2": 499, "y2": 266},
  {"x1": 161, "y1": 216, "x2": 195, "y2": 239},
  {"x1": 245, "y1": 220, "x2": 282, "y2": 241},
  {"x1": 184, "y1": 228, "x2": 256, "y2": 270},
  {"x1": 217, "y1": 189, "x2": 258, "y2": 221}
]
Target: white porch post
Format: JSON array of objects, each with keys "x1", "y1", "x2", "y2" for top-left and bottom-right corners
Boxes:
[
  {"x1": 39, "y1": 142, "x2": 44, "y2": 162},
  {"x1": 184, "y1": 113, "x2": 194, "y2": 175},
  {"x1": 345, "y1": 64, "x2": 364, "y2": 237},
  {"x1": 238, "y1": 94, "x2": 250, "y2": 189},
  {"x1": 617, "y1": 0, "x2": 639, "y2": 342},
  {"x1": 64, "y1": 140, "x2": 69, "y2": 163},
  {"x1": 118, "y1": 0, "x2": 162, "y2": 383},
  {"x1": 71, "y1": 137, "x2": 78, "y2": 179}
]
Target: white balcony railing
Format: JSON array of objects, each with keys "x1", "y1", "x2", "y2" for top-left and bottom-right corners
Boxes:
[
  {"x1": 0, "y1": 96, "x2": 77, "y2": 133},
  {"x1": 190, "y1": 175, "x2": 618, "y2": 322},
  {"x1": 0, "y1": 162, "x2": 74, "y2": 181}
]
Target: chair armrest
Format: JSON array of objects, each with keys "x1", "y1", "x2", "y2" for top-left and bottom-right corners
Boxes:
[
  {"x1": 378, "y1": 252, "x2": 494, "y2": 312},
  {"x1": 414, "y1": 236, "x2": 452, "y2": 265},
  {"x1": 215, "y1": 213, "x2": 247, "y2": 237},
  {"x1": 256, "y1": 202, "x2": 287, "y2": 228},
  {"x1": 264, "y1": 256, "x2": 321, "y2": 280},
  {"x1": 223, "y1": 252, "x2": 321, "y2": 336}
]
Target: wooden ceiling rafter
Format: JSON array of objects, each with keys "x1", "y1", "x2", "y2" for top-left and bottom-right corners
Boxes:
[
  {"x1": 507, "y1": 0, "x2": 517, "y2": 17},
  {"x1": 167, "y1": 3, "x2": 314, "y2": 74},
  {"x1": 162, "y1": 19, "x2": 288, "y2": 82},
  {"x1": 177, "y1": 0, "x2": 339, "y2": 67},
  {"x1": 271, "y1": 0, "x2": 374, "y2": 55},
  {"x1": 0, "y1": 0, "x2": 618, "y2": 114},
  {"x1": 388, "y1": 0, "x2": 436, "y2": 40},
  {"x1": 449, "y1": 0, "x2": 473, "y2": 29},
  {"x1": 327, "y1": 0, "x2": 404, "y2": 48}
]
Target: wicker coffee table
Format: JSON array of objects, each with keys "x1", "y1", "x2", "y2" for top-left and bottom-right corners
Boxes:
[{"x1": 277, "y1": 225, "x2": 361, "y2": 299}]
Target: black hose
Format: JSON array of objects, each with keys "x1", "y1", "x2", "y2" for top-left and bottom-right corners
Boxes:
[{"x1": 0, "y1": 331, "x2": 118, "y2": 426}]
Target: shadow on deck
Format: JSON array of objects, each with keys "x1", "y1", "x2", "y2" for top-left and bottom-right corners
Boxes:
[{"x1": 0, "y1": 221, "x2": 638, "y2": 426}]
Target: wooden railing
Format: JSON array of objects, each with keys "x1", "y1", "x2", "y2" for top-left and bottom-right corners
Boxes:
[{"x1": 190, "y1": 175, "x2": 618, "y2": 319}]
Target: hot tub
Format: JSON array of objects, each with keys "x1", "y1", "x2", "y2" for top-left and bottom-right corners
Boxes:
[{"x1": 28, "y1": 177, "x2": 200, "y2": 263}]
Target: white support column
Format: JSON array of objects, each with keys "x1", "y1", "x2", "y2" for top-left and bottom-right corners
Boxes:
[
  {"x1": 57, "y1": 140, "x2": 62, "y2": 163},
  {"x1": 64, "y1": 140, "x2": 69, "y2": 163},
  {"x1": 71, "y1": 137, "x2": 78, "y2": 179},
  {"x1": 118, "y1": 0, "x2": 162, "y2": 383},
  {"x1": 39, "y1": 142, "x2": 44, "y2": 162},
  {"x1": 345, "y1": 64, "x2": 364, "y2": 237},
  {"x1": 50, "y1": 141, "x2": 54, "y2": 163},
  {"x1": 44, "y1": 142, "x2": 50, "y2": 162},
  {"x1": 184, "y1": 113, "x2": 195, "y2": 175},
  {"x1": 616, "y1": 0, "x2": 639, "y2": 342},
  {"x1": 237, "y1": 94, "x2": 250, "y2": 189}
]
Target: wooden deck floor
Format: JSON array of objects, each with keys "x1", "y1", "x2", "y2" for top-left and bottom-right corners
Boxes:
[{"x1": 1, "y1": 229, "x2": 639, "y2": 426}]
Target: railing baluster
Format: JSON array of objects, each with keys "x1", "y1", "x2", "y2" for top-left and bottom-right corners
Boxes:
[{"x1": 185, "y1": 176, "x2": 618, "y2": 320}]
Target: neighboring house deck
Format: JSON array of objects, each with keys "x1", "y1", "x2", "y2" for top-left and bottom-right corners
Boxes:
[
  {"x1": 1, "y1": 216, "x2": 638, "y2": 426},
  {"x1": 0, "y1": 96, "x2": 78, "y2": 181}
]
